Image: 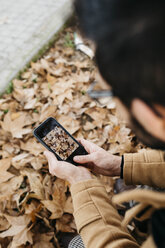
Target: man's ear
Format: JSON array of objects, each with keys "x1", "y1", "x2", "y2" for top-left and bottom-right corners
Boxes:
[
  {"x1": 154, "y1": 104, "x2": 165, "y2": 118},
  {"x1": 131, "y1": 99, "x2": 165, "y2": 142}
]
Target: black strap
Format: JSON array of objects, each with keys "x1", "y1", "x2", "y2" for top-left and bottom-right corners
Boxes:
[{"x1": 120, "y1": 155, "x2": 124, "y2": 179}]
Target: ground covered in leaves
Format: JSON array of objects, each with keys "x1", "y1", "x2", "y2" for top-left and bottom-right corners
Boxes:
[{"x1": 0, "y1": 27, "x2": 138, "y2": 247}]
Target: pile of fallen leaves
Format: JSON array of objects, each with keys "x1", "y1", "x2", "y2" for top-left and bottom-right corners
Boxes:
[{"x1": 0, "y1": 27, "x2": 137, "y2": 247}]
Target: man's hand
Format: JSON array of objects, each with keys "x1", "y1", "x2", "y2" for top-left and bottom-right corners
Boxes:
[
  {"x1": 74, "y1": 139, "x2": 122, "y2": 177},
  {"x1": 44, "y1": 151, "x2": 92, "y2": 185}
]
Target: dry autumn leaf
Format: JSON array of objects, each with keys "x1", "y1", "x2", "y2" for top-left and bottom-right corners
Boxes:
[
  {"x1": 0, "y1": 215, "x2": 32, "y2": 247},
  {"x1": 42, "y1": 200, "x2": 63, "y2": 219},
  {"x1": 21, "y1": 169, "x2": 45, "y2": 200},
  {"x1": 0, "y1": 158, "x2": 14, "y2": 184},
  {"x1": 33, "y1": 233, "x2": 54, "y2": 248},
  {"x1": 0, "y1": 27, "x2": 137, "y2": 247},
  {"x1": 0, "y1": 175, "x2": 24, "y2": 201},
  {"x1": 20, "y1": 138, "x2": 45, "y2": 156},
  {"x1": 1, "y1": 112, "x2": 32, "y2": 138}
]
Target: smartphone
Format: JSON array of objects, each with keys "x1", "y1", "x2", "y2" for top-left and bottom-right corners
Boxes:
[{"x1": 33, "y1": 117, "x2": 88, "y2": 166}]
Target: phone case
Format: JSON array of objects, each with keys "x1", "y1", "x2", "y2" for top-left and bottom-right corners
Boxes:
[{"x1": 33, "y1": 117, "x2": 88, "y2": 166}]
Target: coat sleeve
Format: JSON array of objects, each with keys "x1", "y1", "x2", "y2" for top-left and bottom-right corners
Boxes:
[
  {"x1": 124, "y1": 149, "x2": 165, "y2": 188},
  {"x1": 70, "y1": 179, "x2": 139, "y2": 248}
]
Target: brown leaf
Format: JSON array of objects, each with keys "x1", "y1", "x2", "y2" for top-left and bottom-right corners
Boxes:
[
  {"x1": 83, "y1": 121, "x2": 96, "y2": 131},
  {"x1": 57, "y1": 116, "x2": 80, "y2": 134},
  {"x1": 30, "y1": 155, "x2": 47, "y2": 170},
  {"x1": 20, "y1": 138, "x2": 45, "y2": 156},
  {"x1": 21, "y1": 169, "x2": 45, "y2": 200},
  {"x1": 33, "y1": 233, "x2": 54, "y2": 248},
  {"x1": 11, "y1": 228, "x2": 33, "y2": 247},
  {"x1": 0, "y1": 176, "x2": 24, "y2": 201},
  {"x1": 64, "y1": 196, "x2": 73, "y2": 214},
  {"x1": 46, "y1": 73, "x2": 57, "y2": 84},
  {"x1": 0, "y1": 214, "x2": 31, "y2": 238},
  {"x1": 56, "y1": 214, "x2": 74, "y2": 233},
  {"x1": 39, "y1": 104, "x2": 57, "y2": 122},
  {"x1": 42, "y1": 200, "x2": 63, "y2": 219},
  {"x1": 0, "y1": 215, "x2": 33, "y2": 248},
  {"x1": 0, "y1": 158, "x2": 14, "y2": 183},
  {"x1": 0, "y1": 27, "x2": 137, "y2": 246},
  {"x1": 1, "y1": 112, "x2": 32, "y2": 138},
  {"x1": 0, "y1": 215, "x2": 10, "y2": 232},
  {"x1": 12, "y1": 153, "x2": 33, "y2": 169}
]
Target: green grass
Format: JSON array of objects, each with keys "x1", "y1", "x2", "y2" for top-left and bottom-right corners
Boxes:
[
  {"x1": 6, "y1": 82, "x2": 14, "y2": 94},
  {"x1": 81, "y1": 90, "x2": 86, "y2": 95},
  {"x1": 33, "y1": 109, "x2": 38, "y2": 113},
  {"x1": 3, "y1": 109, "x2": 9, "y2": 114},
  {"x1": 64, "y1": 32, "x2": 75, "y2": 48}
]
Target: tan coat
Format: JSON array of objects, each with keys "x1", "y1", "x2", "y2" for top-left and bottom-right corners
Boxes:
[{"x1": 70, "y1": 150, "x2": 165, "y2": 248}]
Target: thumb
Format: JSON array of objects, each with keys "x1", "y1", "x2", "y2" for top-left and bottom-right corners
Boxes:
[
  {"x1": 74, "y1": 154, "x2": 93, "y2": 164},
  {"x1": 44, "y1": 151, "x2": 57, "y2": 162},
  {"x1": 44, "y1": 151, "x2": 58, "y2": 173}
]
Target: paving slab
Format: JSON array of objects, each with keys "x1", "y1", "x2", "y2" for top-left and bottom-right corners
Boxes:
[{"x1": 0, "y1": 0, "x2": 73, "y2": 93}]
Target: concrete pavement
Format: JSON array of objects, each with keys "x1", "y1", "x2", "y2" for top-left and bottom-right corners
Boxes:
[{"x1": 0, "y1": 0, "x2": 73, "y2": 93}]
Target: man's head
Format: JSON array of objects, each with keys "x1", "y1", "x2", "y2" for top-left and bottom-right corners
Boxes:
[{"x1": 75, "y1": 0, "x2": 165, "y2": 149}]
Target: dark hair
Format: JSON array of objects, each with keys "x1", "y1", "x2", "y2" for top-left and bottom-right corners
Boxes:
[{"x1": 75, "y1": 0, "x2": 165, "y2": 107}]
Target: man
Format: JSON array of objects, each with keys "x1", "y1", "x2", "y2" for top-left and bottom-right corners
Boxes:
[{"x1": 44, "y1": 0, "x2": 165, "y2": 247}]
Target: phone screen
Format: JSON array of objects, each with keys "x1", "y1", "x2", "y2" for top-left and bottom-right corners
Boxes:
[
  {"x1": 42, "y1": 125, "x2": 79, "y2": 160},
  {"x1": 33, "y1": 117, "x2": 88, "y2": 165}
]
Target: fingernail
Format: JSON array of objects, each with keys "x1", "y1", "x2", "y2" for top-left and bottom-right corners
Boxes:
[
  {"x1": 74, "y1": 156, "x2": 81, "y2": 162},
  {"x1": 73, "y1": 156, "x2": 78, "y2": 161}
]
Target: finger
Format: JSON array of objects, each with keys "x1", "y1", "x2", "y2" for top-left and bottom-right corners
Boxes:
[
  {"x1": 79, "y1": 138, "x2": 102, "y2": 153},
  {"x1": 44, "y1": 151, "x2": 58, "y2": 174},
  {"x1": 77, "y1": 139, "x2": 90, "y2": 153},
  {"x1": 44, "y1": 150, "x2": 57, "y2": 160},
  {"x1": 74, "y1": 154, "x2": 94, "y2": 164},
  {"x1": 77, "y1": 138, "x2": 86, "y2": 146},
  {"x1": 44, "y1": 151, "x2": 58, "y2": 163},
  {"x1": 77, "y1": 138, "x2": 85, "y2": 143}
]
